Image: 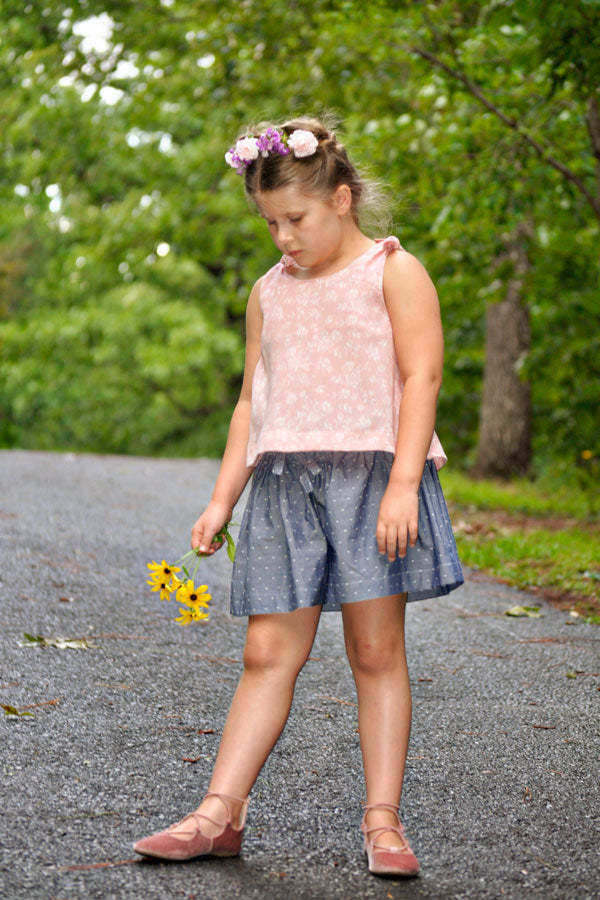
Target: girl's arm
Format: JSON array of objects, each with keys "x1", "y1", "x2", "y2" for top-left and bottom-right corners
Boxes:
[
  {"x1": 190, "y1": 277, "x2": 263, "y2": 553},
  {"x1": 377, "y1": 250, "x2": 444, "y2": 560}
]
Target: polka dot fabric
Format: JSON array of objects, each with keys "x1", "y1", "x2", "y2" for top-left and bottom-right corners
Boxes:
[{"x1": 229, "y1": 451, "x2": 464, "y2": 616}]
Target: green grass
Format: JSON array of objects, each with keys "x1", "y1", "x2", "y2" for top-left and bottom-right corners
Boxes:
[
  {"x1": 437, "y1": 467, "x2": 600, "y2": 623},
  {"x1": 438, "y1": 467, "x2": 598, "y2": 520}
]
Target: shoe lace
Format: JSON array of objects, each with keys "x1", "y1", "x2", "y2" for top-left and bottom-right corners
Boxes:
[
  {"x1": 361, "y1": 801, "x2": 413, "y2": 853},
  {"x1": 167, "y1": 790, "x2": 250, "y2": 837}
]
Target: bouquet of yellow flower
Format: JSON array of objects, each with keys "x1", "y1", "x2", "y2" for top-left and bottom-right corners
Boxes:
[{"x1": 147, "y1": 523, "x2": 237, "y2": 625}]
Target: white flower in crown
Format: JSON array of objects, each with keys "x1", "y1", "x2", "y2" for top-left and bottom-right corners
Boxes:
[
  {"x1": 234, "y1": 136, "x2": 260, "y2": 162},
  {"x1": 287, "y1": 129, "x2": 319, "y2": 157}
]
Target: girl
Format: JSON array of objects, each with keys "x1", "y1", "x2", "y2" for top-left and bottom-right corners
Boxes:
[{"x1": 133, "y1": 115, "x2": 464, "y2": 878}]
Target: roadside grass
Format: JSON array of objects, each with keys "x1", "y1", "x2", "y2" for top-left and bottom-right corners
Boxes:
[{"x1": 438, "y1": 468, "x2": 600, "y2": 623}]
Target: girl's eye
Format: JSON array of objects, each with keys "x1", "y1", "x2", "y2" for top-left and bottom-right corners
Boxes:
[{"x1": 266, "y1": 217, "x2": 301, "y2": 226}]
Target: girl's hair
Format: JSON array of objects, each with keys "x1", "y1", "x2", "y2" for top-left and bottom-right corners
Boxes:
[{"x1": 232, "y1": 112, "x2": 393, "y2": 236}]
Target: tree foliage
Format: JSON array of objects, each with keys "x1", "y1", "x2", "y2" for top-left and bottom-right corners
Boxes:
[{"x1": 1, "y1": 0, "x2": 598, "y2": 482}]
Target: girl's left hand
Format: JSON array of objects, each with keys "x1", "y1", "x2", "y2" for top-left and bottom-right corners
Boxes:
[{"x1": 375, "y1": 484, "x2": 419, "y2": 561}]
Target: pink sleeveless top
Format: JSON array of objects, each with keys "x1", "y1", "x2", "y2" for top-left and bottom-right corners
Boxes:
[{"x1": 246, "y1": 235, "x2": 448, "y2": 470}]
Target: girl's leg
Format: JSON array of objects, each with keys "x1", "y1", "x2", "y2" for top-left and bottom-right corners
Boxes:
[
  {"x1": 170, "y1": 604, "x2": 322, "y2": 836},
  {"x1": 341, "y1": 592, "x2": 412, "y2": 851}
]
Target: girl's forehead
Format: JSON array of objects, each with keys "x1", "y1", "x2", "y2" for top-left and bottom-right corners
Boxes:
[{"x1": 255, "y1": 185, "x2": 323, "y2": 215}]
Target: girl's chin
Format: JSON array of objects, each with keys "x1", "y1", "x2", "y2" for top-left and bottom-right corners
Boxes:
[{"x1": 292, "y1": 253, "x2": 309, "y2": 266}]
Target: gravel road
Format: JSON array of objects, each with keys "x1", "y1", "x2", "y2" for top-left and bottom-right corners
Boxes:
[{"x1": 1, "y1": 449, "x2": 598, "y2": 900}]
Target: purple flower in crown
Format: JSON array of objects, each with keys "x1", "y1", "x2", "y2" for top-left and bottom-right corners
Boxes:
[{"x1": 256, "y1": 127, "x2": 290, "y2": 158}]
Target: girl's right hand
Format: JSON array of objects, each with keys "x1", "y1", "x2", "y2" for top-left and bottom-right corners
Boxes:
[{"x1": 191, "y1": 500, "x2": 233, "y2": 556}]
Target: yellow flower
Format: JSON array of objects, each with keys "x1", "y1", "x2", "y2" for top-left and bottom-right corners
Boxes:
[
  {"x1": 176, "y1": 580, "x2": 211, "y2": 609},
  {"x1": 147, "y1": 560, "x2": 181, "y2": 581},
  {"x1": 175, "y1": 605, "x2": 210, "y2": 626},
  {"x1": 581, "y1": 449, "x2": 593, "y2": 460},
  {"x1": 147, "y1": 578, "x2": 174, "y2": 602}
]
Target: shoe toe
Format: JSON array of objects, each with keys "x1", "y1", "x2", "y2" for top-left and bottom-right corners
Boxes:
[
  {"x1": 368, "y1": 848, "x2": 419, "y2": 877},
  {"x1": 133, "y1": 831, "x2": 210, "y2": 861}
]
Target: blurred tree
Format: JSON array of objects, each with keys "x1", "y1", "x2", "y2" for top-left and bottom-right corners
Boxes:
[{"x1": 0, "y1": 0, "x2": 598, "y2": 486}]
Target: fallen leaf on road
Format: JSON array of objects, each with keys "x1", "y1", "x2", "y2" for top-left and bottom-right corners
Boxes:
[
  {"x1": 505, "y1": 605, "x2": 542, "y2": 618},
  {"x1": 182, "y1": 755, "x2": 202, "y2": 763},
  {"x1": 19, "y1": 633, "x2": 94, "y2": 649},
  {"x1": 523, "y1": 786, "x2": 533, "y2": 801},
  {"x1": 1, "y1": 704, "x2": 34, "y2": 717},
  {"x1": 532, "y1": 723, "x2": 556, "y2": 729}
]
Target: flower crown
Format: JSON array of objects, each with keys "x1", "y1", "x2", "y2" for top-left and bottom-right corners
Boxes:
[{"x1": 225, "y1": 127, "x2": 319, "y2": 175}]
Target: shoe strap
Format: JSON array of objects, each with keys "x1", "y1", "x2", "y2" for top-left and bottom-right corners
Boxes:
[
  {"x1": 167, "y1": 810, "x2": 222, "y2": 837},
  {"x1": 365, "y1": 822, "x2": 410, "y2": 849},
  {"x1": 362, "y1": 801, "x2": 400, "y2": 814},
  {"x1": 362, "y1": 802, "x2": 411, "y2": 852},
  {"x1": 205, "y1": 790, "x2": 250, "y2": 829}
]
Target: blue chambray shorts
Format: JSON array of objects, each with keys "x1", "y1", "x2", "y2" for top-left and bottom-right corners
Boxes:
[{"x1": 229, "y1": 450, "x2": 464, "y2": 616}]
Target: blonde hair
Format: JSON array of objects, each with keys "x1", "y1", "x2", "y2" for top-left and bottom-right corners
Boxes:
[{"x1": 232, "y1": 111, "x2": 393, "y2": 236}]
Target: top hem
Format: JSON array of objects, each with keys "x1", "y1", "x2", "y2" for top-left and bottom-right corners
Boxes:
[{"x1": 246, "y1": 431, "x2": 447, "y2": 471}]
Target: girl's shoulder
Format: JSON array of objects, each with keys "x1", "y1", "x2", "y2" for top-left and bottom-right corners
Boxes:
[{"x1": 382, "y1": 244, "x2": 439, "y2": 308}]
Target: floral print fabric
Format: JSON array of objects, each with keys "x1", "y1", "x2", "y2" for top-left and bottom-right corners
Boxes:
[{"x1": 246, "y1": 236, "x2": 448, "y2": 470}]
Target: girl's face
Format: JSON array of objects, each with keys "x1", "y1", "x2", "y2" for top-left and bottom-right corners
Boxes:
[{"x1": 255, "y1": 183, "x2": 351, "y2": 270}]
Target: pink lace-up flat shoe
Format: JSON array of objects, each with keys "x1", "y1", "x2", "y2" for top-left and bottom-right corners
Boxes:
[
  {"x1": 133, "y1": 790, "x2": 250, "y2": 861},
  {"x1": 361, "y1": 801, "x2": 420, "y2": 877}
]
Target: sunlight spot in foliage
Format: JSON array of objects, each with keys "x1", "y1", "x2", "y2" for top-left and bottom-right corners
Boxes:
[
  {"x1": 72, "y1": 13, "x2": 114, "y2": 54},
  {"x1": 81, "y1": 83, "x2": 97, "y2": 103},
  {"x1": 197, "y1": 54, "x2": 216, "y2": 69}
]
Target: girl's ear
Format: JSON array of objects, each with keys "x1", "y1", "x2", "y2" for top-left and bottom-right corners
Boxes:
[{"x1": 334, "y1": 184, "x2": 352, "y2": 216}]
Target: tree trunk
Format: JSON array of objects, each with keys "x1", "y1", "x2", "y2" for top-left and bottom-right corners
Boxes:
[{"x1": 473, "y1": 225, "x2": 532, "y2": 479}]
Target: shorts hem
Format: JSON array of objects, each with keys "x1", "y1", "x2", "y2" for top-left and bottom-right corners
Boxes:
[{"x1": 229, "y1": 575, "x2": 465, "y2": 617}]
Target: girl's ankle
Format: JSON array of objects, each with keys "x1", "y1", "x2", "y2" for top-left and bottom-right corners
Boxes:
[{"x1": 201, "y1": 792, "x2": 246, "y2": 829}]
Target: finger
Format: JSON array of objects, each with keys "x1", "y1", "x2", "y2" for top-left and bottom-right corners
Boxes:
[
  {"x1": 386, "y1": 527, "x2": 399, "y2": 561},
  {"x1": 205, "y1": 537, "x2": 225, "y2": 554},
  {"x1": 396, "y1": 525, "x2": 409, "y2": 559},
  {"x1": 196, "y1": 529, "x2": 213, "y2": 553},
  {"x1": 408, "y1": 517, "x2": 419, "y2": 548}
]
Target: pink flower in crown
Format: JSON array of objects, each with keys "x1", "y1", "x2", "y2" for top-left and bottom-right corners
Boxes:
[
  {"x1": 235, "y1": 137, "x2": 260, "y2": 162},
  {"x1": 225, "y1": 136, "x2": 260, "y2": 174},
  {"x1": 287, "y1": 129, "x2": 319, "y2": 157}
]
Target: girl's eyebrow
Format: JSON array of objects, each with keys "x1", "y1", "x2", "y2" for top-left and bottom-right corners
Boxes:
[{"x1": 260, "y1": 210, "x2": 304, "y2": 219}]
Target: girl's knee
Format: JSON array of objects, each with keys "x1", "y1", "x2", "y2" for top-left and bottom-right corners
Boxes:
[
  {"x1": 347, "y1": 635, "x2": 405, "y2": 675},
  {"x1": 243, "y1": 626, "x2": 309, "y2": 675}
]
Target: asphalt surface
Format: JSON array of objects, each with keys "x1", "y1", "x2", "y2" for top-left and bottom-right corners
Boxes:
[{"x1": 1, "y1": 449, "x2": 598, "y2": 900}]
